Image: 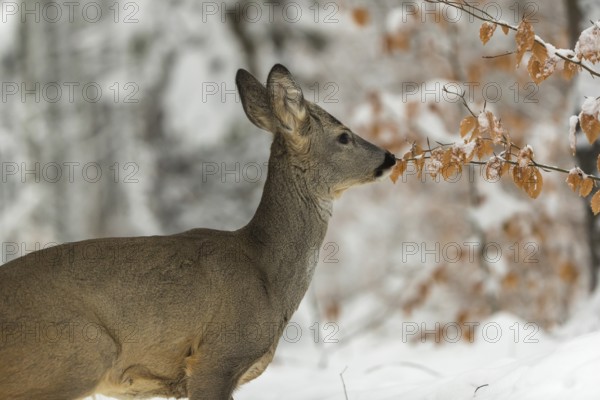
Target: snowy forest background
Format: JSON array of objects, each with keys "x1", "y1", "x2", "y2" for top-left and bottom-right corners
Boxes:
[{"x1": 2, "y1": 0, "x2": 600, "y2": 398}]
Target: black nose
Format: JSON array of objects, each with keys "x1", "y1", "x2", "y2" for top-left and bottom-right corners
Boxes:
[
  {"x1": 381, "y1": 151, "x2": 397, "y2": 169},
  {"x1": 375, "y1": 151, "x2": 396, "y2": 177}
]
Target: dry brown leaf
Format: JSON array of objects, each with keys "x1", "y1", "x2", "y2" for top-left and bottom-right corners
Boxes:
[
  {"x1": 527, "y1": 43, "x2": 556, "y2": 84},
  {"x1": 477, "y1": 111, "x2": 490, "y2": 137},
  {"x1": 527, "y1": 57, "x2": 543, "y2": 83},
  {"x1": 580, "y1": 112, "x2": 600, "y2": 144},
  {"x1": 521, "y1": 167, "x2": 534, "y2": 196},
  {"x1": 413, "y1": 147, "x2": 425, "y2": 179},
  {"x1": 480, "y1": 22, "x2": 496, "y2": 45},
  {"x1": 501, "y1": 25, "x2": 510, "y2": 35},
  {"x1": 566, "y1": 169, "x2": 583, "y2": 192},
  {"x1": 442, "y1": 163, "x2": 459, "y2": 181},
  {"x1": 531, "y1": 42, "x2": 548, "y2": 63},
  {"x1": 592, "y1": 191, "x2": 600, "y2": 215},
  {"x1": 475, "y1": 138, "x2": 494, "y2": 160},
  {"x1": 469, "y1": 125, "x2": 482, "y2": 141},
  {"x1": 490, "y1": 116, "x2": 504, "y2": 144},
  {"x1": 516, "y1": 145, "x2": 534, "y2": 168},
  {"x1": 351, "y1": 8, "x2": 369, "y2": 27},
  {"x1": 501, "y1": 160, "x2": 511, "y2": 176},
  {"x1": 580, "y1": 177, "x2": 594, "y2": 197},
  {"x1": 426, "y1": 148, "x2": 445, "y2": 178},
  {"x1": 529, "y1": 168, "x2": 543, "y2": 199},
  {"x1": 459, "y1": 116, "x2": 478, "y2": 137},
  {"x1": 415, "y1": 157, "x2": 425, "y2": 179},
  {"x1": 515, "y1": 20, "x2": 535, "y2": 66},
  {"x1": 576, "y1": 25, "x2": 600, "y2": 64},
  {"x1": 512, "y1": 166, "x2": 524, "y2": 188},
  {"x1": 442, "y1": 148, "x2": 452, "y2": 166},
  {"x1": 562, "y1": 60, "x2": 580, "y2": 80},
  {"x1": 412, "y1": 144, "x2": 424, "y2": 157},
  {"x1": 527, "y1": 56, "x2": 554, "y2": 84},
  {"x1": 390, "y1": 159, "x2": 406, "y2": 183},
  {"x1": 485, "y1": 156, "x2": 504, "y2": 181},
  {"x1": 478, "y1": 111, "x2": 504, "y2": 144}
]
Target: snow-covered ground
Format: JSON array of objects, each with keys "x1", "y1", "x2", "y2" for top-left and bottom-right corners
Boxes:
[{"x1": 235, "y1": 312, "x2": 599, "y2": 400}]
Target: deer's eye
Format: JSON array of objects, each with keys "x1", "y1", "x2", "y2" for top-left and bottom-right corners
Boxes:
[{"x1": 338, "y1": 133, "x2": 350, "y2": 145}]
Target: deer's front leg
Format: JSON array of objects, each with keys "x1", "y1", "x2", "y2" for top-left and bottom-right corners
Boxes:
[
  {"x1": 186, "y1": 357, "x2": 238, "y2": 400},
  {"x1": 186, "y1": 338, "x2": 274, "y2": 400}
]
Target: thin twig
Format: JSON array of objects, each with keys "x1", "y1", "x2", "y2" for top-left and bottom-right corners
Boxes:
[
  {"x1": 474, "y1": 383, "x2": 489, "y2": 395},
  {"x1": 423, "y1": 0, "x2": 516, "y2": 33},
  {"x1": 340, "y1": 367, "x2": 349, "y2": 400},
  {"x1": 443, "y1": 87, "x2": 477, "y2": 117},
  {"x1": 482, "y1": 51, "x2": 514, "y2": 59}
]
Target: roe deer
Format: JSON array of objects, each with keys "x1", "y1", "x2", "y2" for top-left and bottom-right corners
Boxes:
[{"x1": 0, "y1": 64, "x2": 396, "y2": 400}]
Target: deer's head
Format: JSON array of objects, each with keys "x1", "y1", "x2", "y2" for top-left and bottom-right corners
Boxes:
[{"x1": 236, "y1": 64, "x2": 396, "y2": 199}]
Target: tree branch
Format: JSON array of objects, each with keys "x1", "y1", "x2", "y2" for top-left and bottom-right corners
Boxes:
[
  {"x1": 398, "y1": 152, "x2": 600, "y2": 182},
  {"x1": 423, "y1": 0, "x2": 600, "y2": 78},
  {"x1": 395, "y1": 88, "x2": 600, "y2": 183}
]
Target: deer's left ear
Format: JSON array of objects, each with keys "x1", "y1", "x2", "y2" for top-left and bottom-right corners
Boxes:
[
  {"x1": 236, "y1": 69, "x2": 275, "y2": 133},
  {"x1": 267, "y1": 64, "x2": 309, "y2": 135}
]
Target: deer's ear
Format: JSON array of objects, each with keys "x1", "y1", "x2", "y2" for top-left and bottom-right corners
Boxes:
[
  {"x1": 267, "y1": 64, "x2": 308, "y2": 135},
  {"x1": 236, "y1": 69, "x2": 275, "y2": 132}
]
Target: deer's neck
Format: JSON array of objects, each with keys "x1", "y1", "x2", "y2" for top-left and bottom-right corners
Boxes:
[{"x1": 243, "y1": 146, "x2": 332, "y2": 292}]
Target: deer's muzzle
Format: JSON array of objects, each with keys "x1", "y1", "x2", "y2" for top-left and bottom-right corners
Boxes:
[{"x1": 374, "y1": 151, "x2": 397, "y2": 178}]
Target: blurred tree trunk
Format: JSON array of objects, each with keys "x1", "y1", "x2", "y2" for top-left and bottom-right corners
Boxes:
[
  {"x1": 11, "y1": 0, "x2": 155, "y2": 243},
  {"x1": 565, "y1": 0, "x2": 600, "y2": 292}
]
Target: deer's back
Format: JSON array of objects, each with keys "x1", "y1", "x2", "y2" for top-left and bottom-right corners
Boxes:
[{"x1": 1, "y1": 228, "x2": 244, "y2": 314}]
